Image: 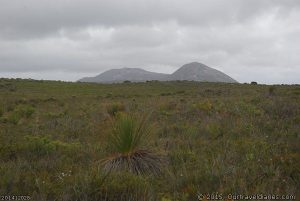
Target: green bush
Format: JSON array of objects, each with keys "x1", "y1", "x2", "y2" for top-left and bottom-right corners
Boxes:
[
  {"x1": 24, "y1": 136, "x2": 80, "y2": 158},
  {"x1": 102, "y1": 113, "x2": 164, "y2": 175},
  {"x1": 106, "y1": 103, "x2": 126, "y2": 117},
  {"x1": 5, "y1": 105, "x2": 35, "y2": 124},
  {"x1": 15, "y1": 105, "x2": 35, "y2": 118},
  {"x1": 263, "y1": 98, "x2": 298, "y2": 118},
  {"x1": 7, "y1": 112, "x2": 22, "y2": 124},
  {"x1": 194, "y1": 100, "x2": 213, "y2": 113},
  {"x1": 268, "y1": 86, "x2": 276, "y2": 96},
  {"x1": 0, "y1": 144, "x2": 21, "y2": 161}
]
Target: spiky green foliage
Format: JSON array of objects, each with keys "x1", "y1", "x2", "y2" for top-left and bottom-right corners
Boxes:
[
  {"x1": 102, "y1": 113, "x2": 164, "y2": 175},
  {"x1": 110, "y1": 113, "x2": 150, "y2": 153}
]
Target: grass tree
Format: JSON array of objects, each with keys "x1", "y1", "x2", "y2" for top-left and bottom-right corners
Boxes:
[{"x1": 102, "y1": 113, "x2": 164, "y2": 175}]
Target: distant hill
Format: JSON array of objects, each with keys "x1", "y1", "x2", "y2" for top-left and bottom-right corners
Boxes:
[
  {"x1": 78, "y1": 62, "x2": 237, "y2": 83},
  {"x1": 170, "y1": 62, "x2": 237, "y2": 83},
  {"x1": 79, "y1": 68, "x2": 169, "y2": 83}
]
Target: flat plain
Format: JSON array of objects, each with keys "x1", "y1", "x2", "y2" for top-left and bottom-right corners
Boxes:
[{"x1": 0, "y1": 78, "x2": 299, "y2": 200}]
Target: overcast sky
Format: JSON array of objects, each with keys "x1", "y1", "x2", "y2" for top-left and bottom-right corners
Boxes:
[{"x1": 0, "y1": 0, "x2": 299, "y2": 84}]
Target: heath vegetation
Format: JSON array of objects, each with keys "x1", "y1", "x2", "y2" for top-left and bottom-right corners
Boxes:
[{"x1": 0, "y1": 78, "x2": 299, "y2": 200}]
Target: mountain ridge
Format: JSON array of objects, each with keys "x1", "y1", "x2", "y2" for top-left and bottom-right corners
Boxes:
[{"x1": 78, "y1": 62, "x2": 237, "y2": 83}]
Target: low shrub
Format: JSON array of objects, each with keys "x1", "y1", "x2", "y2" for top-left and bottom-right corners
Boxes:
[
  {"x1": 15, "y1": 105, "x2": 35, "y2": 118},
  {"x1": 0, "y1": 108, "x2": 3, "y2": 117},
  {"x1": 24, "y1": 136, "x2": 80, "y2": 158},
  {"x1": 193, "y1": 100, "x2": 213, "y2": 114},
  {"x1": 7, "y1": 112, "x2": 22, "y2": 125},
  {"x1": 5, "y1": 105, "x2": 35, "y2": 124},
  {"x1": 106, "y1": 103, "x2": 126, "y2": 117},
  {"x1": 160, "y1": 92, "x2": 172, "y2": 96},
  {"x1": 268, "y1": 86, "x2": 276, "y2": 96},
  {"x1": 0, "y1": 144, "x2": 22, "y2": 161},
  {"x1": 263, "y1": 98, "x2": 298, "y2": 119},
  {"x1": 102, "y1": 113, "x2": 164, "y2": 175}
]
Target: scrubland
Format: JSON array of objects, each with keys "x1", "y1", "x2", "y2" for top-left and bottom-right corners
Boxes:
[{"x1": 0, "y1": 78, "x2": 299, "y2": 200}]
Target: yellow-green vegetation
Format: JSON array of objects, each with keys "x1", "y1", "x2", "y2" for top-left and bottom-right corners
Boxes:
[
  {"x1": 106, "y1": 102, "x2": 126, "y2": 117},
  {"x1": 0, "y1": 78, "x2": 299, "y2": 200}
]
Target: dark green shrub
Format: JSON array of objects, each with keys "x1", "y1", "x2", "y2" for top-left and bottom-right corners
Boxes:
[
  {"x1": 160, "y1": 92, "x2": 172, "y2": 96},
  {"x1": 24, "y1": 136, "x2": 80, "y2": 158},
  {"x1": 268, "y1": 86, "x2": 276, "y2": 96},
  {"x1": 176, "y1": 90, "x2": 185, "y2": 94},
  {"x1": 44, "y1": 97, "x2": 57, "y2": 102},
  {"x1": 9, "y1": 86, "x2": 17, "y2": 92},
  {"x1": 102, "y1": 113, "x2": 164, "y2": 175},
  {"x1": 7, "y1": 112, "x2": 22, "y2": 124},
  {"x1": 0, "y1": 144, "x2": 21, "y2": 161},
  {"x1": 106, "y1": 103, "x2": 126, "y2": 117},
  {"x1": 6, "y1": 105, "x2": 35, "y2": 124},
  {"x1": 105, "y1": 93, "x2": 113, "y2": 98},
  {"x1": 15, "y1": 98, "x2": 28, "y2": 104},
  {"x1": 15, "y1": 105, "x2": 35, "y2": 118}
]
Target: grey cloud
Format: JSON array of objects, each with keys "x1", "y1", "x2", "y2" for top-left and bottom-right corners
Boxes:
[
  {"x1": 0, "y1": 0, "x2": 299, "y2": 84},
  {"x1": 1, "y1": 0, "x2": 299, "y2": 39}
]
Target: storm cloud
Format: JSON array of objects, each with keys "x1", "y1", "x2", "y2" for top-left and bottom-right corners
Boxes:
[{"x1": 0, "y1": 0, "x2": 299, "y2": 83}]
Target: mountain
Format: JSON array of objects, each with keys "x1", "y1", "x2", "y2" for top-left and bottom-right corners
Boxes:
[
  {"x1": 79, "y1": 68, "x2": 169, "y2": 83},
  {"x1": 170, "y1": 62, "x2": 237, "y2": 83},
  {"x1": 78, "y1": 62, "x2": 237, "y2": 83}
]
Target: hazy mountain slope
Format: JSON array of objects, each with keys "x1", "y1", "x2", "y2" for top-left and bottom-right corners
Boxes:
[
  {"x1": 78, "y1": 62, "x2": 237, "y2": 83},
  {"x1": 170, "y1": 62, "x2": 237, "y2": 83},
  {"x1": 79, "y1": 68, "x2": 169, "y2": 83}
]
